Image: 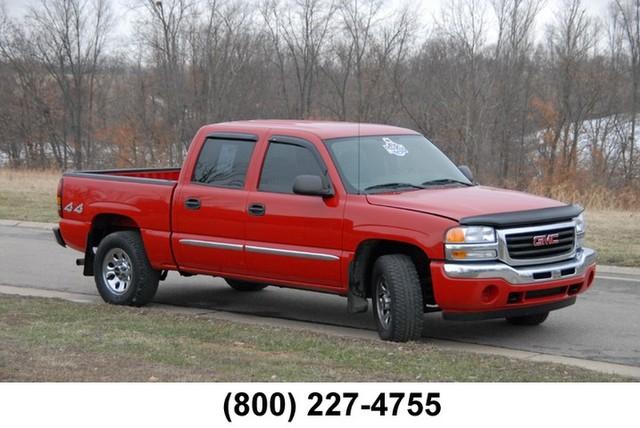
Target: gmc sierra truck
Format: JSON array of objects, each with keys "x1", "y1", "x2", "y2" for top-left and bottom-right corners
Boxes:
[{"x1": 54, "y1": 120, "x2": 597, "y2": 342}]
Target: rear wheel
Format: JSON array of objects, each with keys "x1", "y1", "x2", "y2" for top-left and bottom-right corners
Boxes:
[
  {"x1": 506, "y1": 311, "x2": 549, "y2": 326},
  {"x1": 225, "y1": 278, "x2": 268, "y2": 292},
  {"x1": 94, "y1": 231, "x2": 160, "y2": 306},
  {"x1": 371, "y1": 254, "x2": 424, "y2": 342}
]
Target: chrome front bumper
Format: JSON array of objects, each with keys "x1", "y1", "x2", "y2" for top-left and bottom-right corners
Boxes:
[{"x1": 442, "y1": 247, "x2": 596, "y2": 285}]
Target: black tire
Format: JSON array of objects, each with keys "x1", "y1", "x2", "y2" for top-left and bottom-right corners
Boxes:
[
  {"x1": 506, "y1": 311, "x2": 549, "y2": 326},
  {"x1": 225, "y1": 278, "x2": 268, "y2": 292},
  {"x1": 94, "y1": 231, "x2": 160, "y2": 307},
  {"x1": 371, "y1": 254, "x2": 424, "y2": 342}
]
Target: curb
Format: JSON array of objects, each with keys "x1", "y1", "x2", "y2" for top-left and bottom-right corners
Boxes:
[
  {"x1": 597, "y1": 265, "x2": 640, "y2": 276},
  {"x1": 0, "y1": 283, "x2": 638, "y2": 380},
  {"x1": 0, "y1": 219, "x2": 57, "y2": 230}
]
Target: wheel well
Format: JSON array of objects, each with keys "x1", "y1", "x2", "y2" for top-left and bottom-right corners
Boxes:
[
  {"x1": 82, "y1": 214, "x2": 140, "y2": 276},
  {"x1": 349, "y1": 240, "x2": 435, "y2": 306}
]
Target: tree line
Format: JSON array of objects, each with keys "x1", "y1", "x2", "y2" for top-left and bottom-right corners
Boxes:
[{"x1": 0, "y1": 0, "x2": 639, "y2": 196}]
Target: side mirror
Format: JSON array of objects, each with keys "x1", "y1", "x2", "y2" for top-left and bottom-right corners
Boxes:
[
  {"x1": 293, "y1": 174, "x2": 334, "y2": 197},
  {"x1": 458, "y1": 165, "x2": 474, "y2": 182}
]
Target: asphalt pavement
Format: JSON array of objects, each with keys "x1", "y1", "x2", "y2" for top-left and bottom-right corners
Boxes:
[{"x1": 1, "y1": 223, "x2": 639, "y2": 368}]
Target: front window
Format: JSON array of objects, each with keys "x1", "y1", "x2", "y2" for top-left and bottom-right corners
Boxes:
[
  {"x1": 324, "y1": 134, "x2": 472, "y2": 193},
  {"x1": 259, "y1": 142, "x2": 325, "y2": 194}
]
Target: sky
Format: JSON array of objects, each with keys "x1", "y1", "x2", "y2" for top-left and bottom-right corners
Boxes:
[
  {"x1": 1, "y1": 0, "x2": 615, "y2": 46},
  {"x1": 418, "y1": 0, "x2": 611, "y2": 25}
]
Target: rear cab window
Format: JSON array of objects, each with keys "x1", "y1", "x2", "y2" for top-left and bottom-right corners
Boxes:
[{"x1": 192, "y1": 138, "x2": 256, "y2": 188}]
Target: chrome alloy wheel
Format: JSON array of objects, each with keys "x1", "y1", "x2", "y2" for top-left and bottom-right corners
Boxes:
[
  {"x1": 102, "y1": 248, "x2": 133, "y2": 295},
  {"x1": 376, "y1": 277, "x2": 392, "y2": 329}
]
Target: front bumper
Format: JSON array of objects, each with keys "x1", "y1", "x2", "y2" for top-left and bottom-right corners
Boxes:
[
  {"x1": 430, "y1": 248, "x2": 597, "y2": 320},
  {"x1": 442, "y1": 247, "x2": 596, "y2": 284},
  {"x1": 442, "y1": 297, "x2": 576, "y2": 321}
]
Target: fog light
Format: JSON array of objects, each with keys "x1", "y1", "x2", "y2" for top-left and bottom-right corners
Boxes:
[
  {"x1": 448, "y1": 249, "x2": 497, "y2": 260},
  {"x1": 481, "y1": 285, "x2": 499, "y2": 303},
  {"x1": 451, "y1": 250, "x2": 467, "y2": 259}
]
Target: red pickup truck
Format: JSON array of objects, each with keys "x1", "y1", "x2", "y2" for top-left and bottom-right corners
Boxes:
[{"x1": 54, "y1": 120, "x2": 596, "y2": 342}]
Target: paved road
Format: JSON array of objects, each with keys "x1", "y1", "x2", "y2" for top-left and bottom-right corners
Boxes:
[{"x1": 1, "y1": 224, "x2": 639, "y2": 367}]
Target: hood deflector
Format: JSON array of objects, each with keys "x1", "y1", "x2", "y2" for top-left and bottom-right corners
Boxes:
[{"x1": 459, "y1": 205, "x2": 583, "y2": 228}]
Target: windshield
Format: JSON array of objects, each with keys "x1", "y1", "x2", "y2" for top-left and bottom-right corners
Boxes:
[{"x1": 324, "y1": 134, "x2": 472, "y2": 193}]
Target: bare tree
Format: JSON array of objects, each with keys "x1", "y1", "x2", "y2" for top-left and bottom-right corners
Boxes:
[
  {"x1": 540, "y1": 0, "x2": 601, "y2": 184},
  {"x1": 611, "y1": 0, "x2": 640, "y2": 184},
  {"x1": 261, "y1": 0, "x2": 337, "y2": 118},
  {"x1": 491, "y1": 0, "x2": 543, "y2": 184},
  {"x1": 26, "y1": 0, "x2": 112, "y2": 169},
  {"x1": 433, "y1": 0, "x2": 491, "y2": 169},
  {"x1": 321, "y1": 0, "x2": 382, "y2": 120},
  {"x1": 138, "y1": 0, "x2": 193, "y2": 164}
]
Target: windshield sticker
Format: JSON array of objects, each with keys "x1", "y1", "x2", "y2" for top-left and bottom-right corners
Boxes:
[{"x1": 382, "y1": 137, "x2": 408, "y2": 157}]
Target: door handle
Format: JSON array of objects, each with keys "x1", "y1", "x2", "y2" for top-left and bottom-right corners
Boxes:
[
  {"x1": 248, "y1": 203, "x2": 266, "y2": 216},
  {"x1": 184, "y1": 198, "x2": 201, "y2": 210}
]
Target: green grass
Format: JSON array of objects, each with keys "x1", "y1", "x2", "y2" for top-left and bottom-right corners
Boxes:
[{"x1": 0, "y1": 294, "x2": 628, "y2": 381}]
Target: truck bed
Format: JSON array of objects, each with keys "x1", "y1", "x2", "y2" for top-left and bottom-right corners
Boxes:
[
  {"x1": 66, "y1": 167, "x2": 181, "y2": 183},
  {"x1": 59, "y1": 167, "x2": 181, "y2": 270}
]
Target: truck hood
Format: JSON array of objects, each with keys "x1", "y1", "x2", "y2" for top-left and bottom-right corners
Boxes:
[{"x1": 365, "y1": 185, "x2": 565, "y2": 222}]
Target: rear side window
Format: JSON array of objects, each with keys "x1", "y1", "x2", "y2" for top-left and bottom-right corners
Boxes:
[
  {"x1": 192, "y1": 138, "x2": 255, "y2": 188},
  {"x1": 259, "y1": 142, "x2": 324, "y2": 193}
]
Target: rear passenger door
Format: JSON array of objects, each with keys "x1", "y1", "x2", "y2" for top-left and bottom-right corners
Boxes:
[
  {"x1": 245, "y1": 136, "x2": 343, "y2": 289},
  {"x1": 172, "y1": 134, "x2": 256, "y2": 274}
]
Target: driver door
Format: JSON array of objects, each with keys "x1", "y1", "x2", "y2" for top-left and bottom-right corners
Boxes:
[{"x1": 244, "y1": 135, "x2": 344, "y2": 289}]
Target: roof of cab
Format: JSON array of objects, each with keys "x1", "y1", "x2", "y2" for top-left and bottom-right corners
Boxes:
[{"x1": 203, "y1": 119, "x2": 419, "y2": 140}]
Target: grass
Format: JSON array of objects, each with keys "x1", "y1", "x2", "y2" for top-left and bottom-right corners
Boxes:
[
  {"x1": 585, "y1": 210, "x2": 640, "y2": 267},
  {"x1": 0, "y1": 294, "x2": 629, "y2": 382},
  {"x1": 0, "y1": 169, "x2": 59, "y2": 223}
]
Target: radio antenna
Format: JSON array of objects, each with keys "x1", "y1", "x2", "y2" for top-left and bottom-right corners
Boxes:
[
  {"x1": 357, "y1": 119, "x2": 361, "y2": 194},
  {"x1": 357, "y1": 74, "x2": 362, "y2": 195}
]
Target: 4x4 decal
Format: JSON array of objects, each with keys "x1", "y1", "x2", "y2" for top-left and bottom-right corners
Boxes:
[{"x1": 63, "y1": 202, "x2": 84, "y2": 214}]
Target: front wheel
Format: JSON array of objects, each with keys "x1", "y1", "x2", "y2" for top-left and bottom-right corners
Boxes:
[
  {"x1": 372, "y1": 254, "x2": 424, "y2": 342},
  {"x1": 94, "y1": 231, "x2": 160, "y2": 306},
  {"x1": 506, "y1": 311, "x2": 549, "y2": 326}
]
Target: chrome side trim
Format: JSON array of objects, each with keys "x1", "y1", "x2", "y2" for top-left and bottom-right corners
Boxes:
[
  {"x1": 245, "y1": 245, "x2": 339, "y2": 261},
  {"x1": 180, "y1": 239, "x2": 243, "y2": 251},
  {"x1": 442, "y1": 247, "x2": 596, "y2": 285}
]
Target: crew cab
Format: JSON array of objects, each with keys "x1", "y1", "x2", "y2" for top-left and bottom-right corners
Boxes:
[{"x1": 54, "y1": 120, "x2": 597, "y2": 342}]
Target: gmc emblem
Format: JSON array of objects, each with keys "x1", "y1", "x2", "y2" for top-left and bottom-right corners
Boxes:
[{"x1": 532, "y1": 233, "x2": 559, "y2": 247}]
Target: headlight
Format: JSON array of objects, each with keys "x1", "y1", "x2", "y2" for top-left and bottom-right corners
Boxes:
[
  {"x1": 574, "y1": 213, "x2": 585, "y2": 248},
  {"x1": 574, "y1": 213, "x2": 585, "y2": 236},
  {"x1": 445, "y1": 226, "x2": 497, "y2": 261},
  {"x1": 445, "y1": 226, "x2": 496, "y2": 244}
]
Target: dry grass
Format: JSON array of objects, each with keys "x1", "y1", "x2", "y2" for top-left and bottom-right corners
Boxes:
[
  {"x1": 0, "y1": 294, "x2": 628, "y2": 382},
  {"x1": 527, "y1": 181, "x2": 640, "y2": 211},
  {"x1": 585, "y1": 210, "x2": 640, "y2": 267},
  {"x1": 0, "y1": 169, "x2": 61, "y2": 222},
  {"x1": 0, "y1": 168, "x2": 638, "y2": 266}
]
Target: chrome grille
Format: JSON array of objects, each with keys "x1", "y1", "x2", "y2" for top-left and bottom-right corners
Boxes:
[
  {"x1": 497, "y1": 221, "x2": 577, "y2": 266},
  {"x1": 506, "y1": 227, "x2": 575, "y2": 260}
]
